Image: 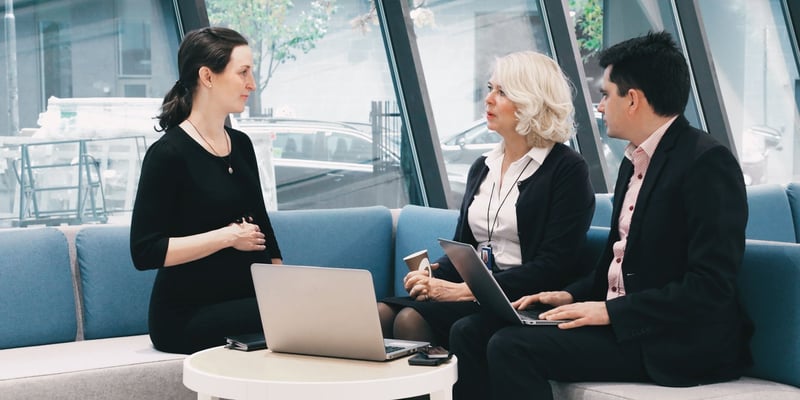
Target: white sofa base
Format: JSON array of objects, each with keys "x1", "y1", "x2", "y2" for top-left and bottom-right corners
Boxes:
[
  {"x1": 0, "y1": 335, "x2": 194, "y2": 400},
  {"x1": 552, "y1": 377, "x2": 800, "y2": 400}
]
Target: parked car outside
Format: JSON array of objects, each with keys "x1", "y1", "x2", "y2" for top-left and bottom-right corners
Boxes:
[
  {"x1": 234, "y1": 117, "x2": 406, "y2": 210},
  {"x1": 439, "y1": 118, "x2": 501, "y2": 164},
  {"x1": 441, "y1": 104, "x2": 619, "y2": 161},
  {"x1": 440, "y1": 113, "x2": 618, "y2": 204}
]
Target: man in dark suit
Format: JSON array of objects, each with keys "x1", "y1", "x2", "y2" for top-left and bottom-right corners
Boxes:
[{"x1": 448, "y1": 31, "x2": 752, "y2": 400}]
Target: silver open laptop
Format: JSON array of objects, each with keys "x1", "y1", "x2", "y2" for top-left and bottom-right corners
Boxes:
[
  {"x1": 438, "y1": 238, "x2": 566, "y2": 326},
  {"x1": 251, "y1": 263, "x2": 429, "y2": 361}
]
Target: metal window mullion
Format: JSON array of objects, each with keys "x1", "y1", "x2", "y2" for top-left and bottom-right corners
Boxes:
[
  {"x1": 782, "y1": 0, "x2": 800, "y2": 72},
  {"x1": 541, "y1": 0, "x2": 611, "y2": 193},
  {"x1": 176, "y1": 0, "x2": 210, "y2": 37},
  {"x1": 673, "y1": 0, "x2": 736, "y2": 156},
  {"x1": 376, "y1": 0, "x2": 450, "y2": 208}
]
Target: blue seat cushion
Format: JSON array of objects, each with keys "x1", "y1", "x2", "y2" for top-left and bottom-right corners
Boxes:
[
  {"x1": 76, "y1": 225, "x2": 155, "y2": 339},
  {"x1": 592, "y1": 193, "x2": 613, "y2": 227},
  {"x1": 738, "y1": 240, "x2": 800, "y2": 387},
  {"x1": 394, "y1": 205, "x2": 459, "y2": 296},
  {"x1": 0, "y1": 228, "x2": 76, "y2": 348},
  {"x1": 269, "y1": 206, "x2": 394, "y2": 299},
  {"x1": 746, "y1": 184, "x2": 796, "y2": 242}
]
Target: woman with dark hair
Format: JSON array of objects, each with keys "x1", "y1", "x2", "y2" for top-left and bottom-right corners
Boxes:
[{"x1": 130, "y1": 27, "x2": 282, "y2": 355}]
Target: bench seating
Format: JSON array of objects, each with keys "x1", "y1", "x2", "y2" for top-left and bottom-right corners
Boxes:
[
  {"x1": 394, "y1": 181, "x2": 800, "y2": 399},
  {"x1": 0, "y1": 182, "x2": 798, "y2": 399}
]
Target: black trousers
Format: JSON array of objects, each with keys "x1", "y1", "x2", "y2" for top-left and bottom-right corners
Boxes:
[{"x1": 449, "y1": 312, "x2": 649, "y2": 400}]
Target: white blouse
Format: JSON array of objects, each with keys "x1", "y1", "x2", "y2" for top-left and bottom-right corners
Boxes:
[{"x1": 467, "y1": 142, "x2": 552, "y2": 270}]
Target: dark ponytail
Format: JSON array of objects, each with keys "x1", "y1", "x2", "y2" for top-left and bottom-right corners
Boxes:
[
  {"x1": 156, "y1": 80, "x2": 192, "y2": 131},
  {"x1": 155, "y1": 27, "x2": 249, "y2": 131}
]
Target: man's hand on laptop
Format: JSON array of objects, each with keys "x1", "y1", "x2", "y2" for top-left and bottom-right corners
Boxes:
[
  {"x1": 512, "y1": 292, "x2": 610, "y2": 329},
  {"x1": 512, "y1": 291, "x2": 574, "y2": 310},
  {"x1": 539, "y1": 301, "x2": 610, "y2": 329}
]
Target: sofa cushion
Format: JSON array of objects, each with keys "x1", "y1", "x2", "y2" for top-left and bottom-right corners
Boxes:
[
  {"x1": 76, "y1": 225, "x2": 156, "y2": 339},
  {"x1": 738, "y1": 239, "x2": 800, "y2": 387},
  {"x1": 787, "y1": 182, "x2": 800, "y2": 242},
  {"x1": 0, "y1": 334, "x2": 183, "y2": 380},
  {"x1": 578, "y1": 226, "x2": 610, "y2": 270},
  {"x1": 0, "y1": 335, "x2": 192, "y2": 400},
  {"x1": 746, "y1": 184, "x2": 796, "y2": 242},
  {"x1": 393, "y1": 205, "x2": 459, "y2": 296},
  {"x1": 592, "y1": 193, "x2": 613, "y2": 227},
  {"x1": 0, "y1": 228, "x2": 75, "y2": 348},
  {"x1": 551, "y1": 377, "x2": 800, "y2": 399},
  {"x1": 269, "y1": 206, "x2": 394, "y2": 299}
]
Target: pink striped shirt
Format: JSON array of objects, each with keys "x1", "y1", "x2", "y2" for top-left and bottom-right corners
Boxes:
[{"x1": 606, "y1": 116, "x2": 677, "y2": 300}]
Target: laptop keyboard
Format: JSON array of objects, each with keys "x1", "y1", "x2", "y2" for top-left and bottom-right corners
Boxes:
[
  {"x1": 385, "y1": 345, "x2": 405, "y2": 353},
  {"x1": 519, "y1": 305, "x2": 554, "y2": 319},
  {"x1": 519, "y1": 309, "x2": 540, "y2": 319}
]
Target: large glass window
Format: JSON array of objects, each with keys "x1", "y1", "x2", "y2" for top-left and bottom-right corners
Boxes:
[
  {"x1": 698, "y1": 0, "x2": 800, "y2": 185},
  {"x1": 119, "y1": 20, "x2": 152, "y2": 76},
  {"x1": 570, "y1": 0, "x2": 705, "y2": 189},
  {"x1": 408, "y1": 0, "x2": 555, "y2": 207},
  {"x1": 205, "y1": 0, "x2": 411, "y2": 211},
  {"x1": 0, "y1": 0, "x2": 178, "y2": 228}
]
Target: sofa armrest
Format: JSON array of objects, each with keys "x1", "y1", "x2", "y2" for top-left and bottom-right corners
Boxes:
[
  {"x1": 0, "y1": 228, "x2": 76, "y2": 348},
  {"x1": 394, "y1": 206, "x2": 459, "y2": 296},
  {"x1": 738, "y1": 239, "x2": 800, "y2": 387}
]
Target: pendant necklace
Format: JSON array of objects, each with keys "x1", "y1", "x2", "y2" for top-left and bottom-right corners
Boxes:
[{"x1": 187, "y1": 119, "x2": 233, "y2": 174}]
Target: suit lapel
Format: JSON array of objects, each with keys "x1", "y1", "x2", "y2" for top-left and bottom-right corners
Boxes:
[
  {"x1": 625, "y1": 117, "x2": 686, "y2": 249},
  {"x1": 632, "y1": 118, "x2": 685, "y2": 212},
  {"x1": 611, "y1": 159, "x2": 633, "y2": 233}
]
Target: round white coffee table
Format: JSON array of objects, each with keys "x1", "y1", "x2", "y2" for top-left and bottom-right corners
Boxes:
[{"x1": 183, "y1": 347, "x2": 457, "y2": 400}]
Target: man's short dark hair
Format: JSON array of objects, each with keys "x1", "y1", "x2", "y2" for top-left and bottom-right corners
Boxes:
[{"x1": 599, "y1": 31, "x2": 690, "y2": 117}]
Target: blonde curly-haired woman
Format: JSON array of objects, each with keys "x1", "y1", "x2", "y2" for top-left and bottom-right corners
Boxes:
[{"x1": 379, "y1": 51, "x2": 595, "y2": 348}]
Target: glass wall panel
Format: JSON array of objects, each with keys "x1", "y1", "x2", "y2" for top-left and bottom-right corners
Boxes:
[
  {"x1": 409, "y1": 0, "x2": 555, "y2": 207},
  {"x1": 698, "y1": 0, "x2": 800, "y2": 185},
  {"x1": 570, "y1": 0, "x2": 705, "y2": 190},
  {"x1": 0, "y1": 0, "x2": 180, "y2": 228},
  {"x1": 205, "y1": 0, "x2": 412, "y2": 211}
]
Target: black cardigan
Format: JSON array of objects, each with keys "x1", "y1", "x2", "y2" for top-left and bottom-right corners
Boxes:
[{"x1": 433, "y1": 143, "x2": 595, "y2": 301}]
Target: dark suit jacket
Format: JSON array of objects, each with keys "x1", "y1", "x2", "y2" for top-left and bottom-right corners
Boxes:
[
  {"x1": 434, "y1": 143, "x2": 596, "y2": 301},
  {"x1": 565, "y1": 116, "x2": 752, "y2": 386}
]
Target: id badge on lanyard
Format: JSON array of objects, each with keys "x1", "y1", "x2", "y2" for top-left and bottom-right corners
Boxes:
[{"x1": 480, "y1": 245, "x2": 494, "y2": 271}]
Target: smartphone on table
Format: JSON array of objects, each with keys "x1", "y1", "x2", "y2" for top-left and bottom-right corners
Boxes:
[{"x1": 408, "y1": 346, "x2": 452, "y2": 366}]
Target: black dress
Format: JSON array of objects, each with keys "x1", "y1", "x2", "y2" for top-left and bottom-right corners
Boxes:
[
  {"x1": 381, "y1": 143, "x2": 595, "y2": 346},
  {"x1": 130, "y1": 126, "x2": 282, "y2": 354}
]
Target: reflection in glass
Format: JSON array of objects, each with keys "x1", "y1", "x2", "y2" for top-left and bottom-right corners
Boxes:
[
  {"x1": 206, "y1": 0, "x2": 410, "y2": 210},
  {"x1": 698, "y1": 0, "x2": 799, "y2": 184},
  {"x1": 0, "y1": 0, "x2": 178, "y2": 228},
  {"x1": 571, "y1": 0, "x2": 705, "y2": 189},
  {"x1": 411, "y1": 0, "x2": 553, "y2": 208},
  {"x1": 119, "y1": 21, "x2": 152, "y2": 76}
]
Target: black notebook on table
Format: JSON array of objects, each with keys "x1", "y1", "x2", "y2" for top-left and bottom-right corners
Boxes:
[{"x1": 225, "y1": 332, "x2": 267, "y2": 351}]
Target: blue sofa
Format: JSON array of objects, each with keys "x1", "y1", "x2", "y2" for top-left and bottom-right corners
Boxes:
[
  {"x1": 0, "y1": 226, "x2": 193, "y2": 400},
  {"x1": 394, "y1": 182, "x2": 800, "y2": 399},
  {"x1": 0, "y1": 183, "x2": 798, "y2": 399}
]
